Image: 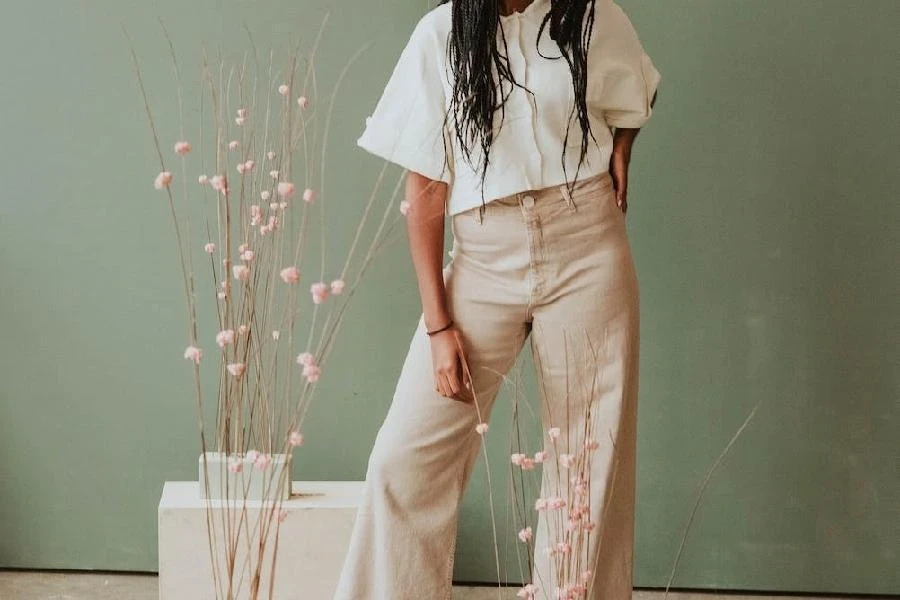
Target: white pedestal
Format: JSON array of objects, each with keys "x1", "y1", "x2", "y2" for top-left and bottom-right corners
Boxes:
[{"x1": 158, "y1": 480, "x2": 363, "y2": 600}]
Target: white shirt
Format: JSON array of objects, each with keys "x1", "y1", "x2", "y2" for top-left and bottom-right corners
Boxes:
[{"x1": 356, "y1": 0, "x2": 661, "y2": 216}]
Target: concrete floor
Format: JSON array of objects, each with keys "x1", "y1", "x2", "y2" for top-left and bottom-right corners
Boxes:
[{"x1": 0, "y1": 570, "x2": 859, "y2": 600}]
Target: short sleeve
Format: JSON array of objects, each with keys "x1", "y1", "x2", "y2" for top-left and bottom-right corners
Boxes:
[
  {"x1": 356, "y1": 15, "x2": 454, "y2": 183},
  {"x1": 590, "y1": 0, "x2": 661, "y2": 129}
]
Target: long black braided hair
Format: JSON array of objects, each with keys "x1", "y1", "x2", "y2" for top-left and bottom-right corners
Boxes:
[{"x1": 437, "y1": 0, "x2": 599, "y2": 220}]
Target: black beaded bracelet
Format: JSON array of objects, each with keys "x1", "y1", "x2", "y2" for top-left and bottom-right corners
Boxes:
[{"x1": 426, "y1": 319, "x2": 454, "y2": 336}]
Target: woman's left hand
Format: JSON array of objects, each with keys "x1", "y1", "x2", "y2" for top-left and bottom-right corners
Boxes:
[
  {"x1": 610, "y1": 127, "x2": 640, "y2": 215},
  {"x1": 609, "y1": 150, "x2": 629, "y2": 214}
]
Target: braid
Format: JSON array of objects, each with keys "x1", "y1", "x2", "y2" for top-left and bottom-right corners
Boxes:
[{"x1": 437, "y1": 0, "x2": 598, "y2": 218}]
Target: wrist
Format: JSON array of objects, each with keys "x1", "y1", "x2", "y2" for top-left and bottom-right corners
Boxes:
[
  {"x1": 424, "y1": 313, "x2": 451, "y2": 331},
  {"x1": 426, "y1": 318, "x2": 454, "y2": 337}
]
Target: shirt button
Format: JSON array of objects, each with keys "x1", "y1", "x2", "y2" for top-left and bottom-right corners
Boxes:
[{"x1": 522, "y1": 194, "x2": 535, "y2": 208}]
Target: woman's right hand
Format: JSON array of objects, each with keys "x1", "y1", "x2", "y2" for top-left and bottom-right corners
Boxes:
[{"x1": 429, "y1": 326, "x2": 472, "y2": 402}]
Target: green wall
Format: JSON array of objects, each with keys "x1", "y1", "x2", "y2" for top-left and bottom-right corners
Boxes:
[{"x1": 0, "y1": 0, "x2": 897, "y2": 595}]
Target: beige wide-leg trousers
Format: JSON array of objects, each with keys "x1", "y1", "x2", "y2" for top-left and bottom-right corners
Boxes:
[{"x1": 332, "y1": 170, "x2": 639, "y2": 600}]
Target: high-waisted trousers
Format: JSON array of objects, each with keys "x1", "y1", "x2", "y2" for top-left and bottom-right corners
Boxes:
[{"x1": 332, "y1": 170, "x2": 639, "y2": 600}]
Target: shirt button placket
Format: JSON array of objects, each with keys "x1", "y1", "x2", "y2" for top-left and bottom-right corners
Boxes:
[{"x1": 517, "y1": 17, "x2": 542, "y2": 189}]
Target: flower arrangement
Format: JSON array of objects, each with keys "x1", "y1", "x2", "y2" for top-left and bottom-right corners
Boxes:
[
  {"x1": 468, "y1": 327, "x2": 620, "y2": 600},
  {"x1": 126, "y1": 15, "x2": 407, "y2": 599},
  {"x1": 469, "y1": 324, "x2": 762, "y2": 600}
]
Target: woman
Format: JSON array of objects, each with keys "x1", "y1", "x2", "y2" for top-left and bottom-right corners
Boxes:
[{"x1": 334, "y1": 0, "x2": 659, "y2": 598}]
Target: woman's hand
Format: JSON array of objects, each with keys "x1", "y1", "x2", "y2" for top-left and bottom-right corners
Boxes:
[
  {"x1": 429, "y1": 326, "x2": 472, "y2": 402},
  {"x1": 610, "y1": 126, "x2": 640, "y2": 215}
]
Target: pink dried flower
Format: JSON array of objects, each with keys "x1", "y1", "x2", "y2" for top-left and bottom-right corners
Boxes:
[
  {"x1": 238, "y1": 243, "x2": 248, "y2": 253},
  {"x1": 228, "y1": 140, "x2": 239, "y2": 150},
  {"x1": 198, "y1": 174, "x2": 209, "y2": 185},
  {"x1": 330, "y1": 279, "x2": 345, "y2": 294},
  {"x1": 280, "y1": 266, "x2": 300, "y2": 284},
  {"x1": 266, "y1": 150, "x2": 276, "y2": 160},
  {"x1": 520, "y1": 457, "x2": 535, "y2": 470},
  {"x1": 584, "y1": 438, "x2": 600, "y2": 451},
  {"x1": 174, "y1": 141, "x2": 191, "y2": 155},
  {"x1": 582, "y1": 520, "x2": 596, "y2": 531},
  {"x1": 209, "y1": 174, "x2": 228, "y2": 194},
  {"x1": 534, "y1": 497, "x2": 548, "y2": 511},
  {"x1": 296, "y1": 352, "x2": 315, "y2": 367},
  {"x1": 555, "y1": 542, "x2": 571, "y2": 555},
  {"x1": 154, "y1": 171, "x2": 173, "y2": 189},
  {"x1": 243, "y1": 160, "x2": 255, "y2": 172},
  {"x1": 277, "y1": 181, "x2": 295, "y2": 198},
  {"x1": 245, "y1": 449, "x2": 259, "y2": 462},
  {"x1": 279, "y1": 201, "x2": 288, "y2": 209},
  {"x1": 271, "y1": 330, "x2": 280, "y2": 340},
  {"x1": 310, "y1": 282, "x2": 329, "y2": 304},
  {"x1": 278, "y1": 83, "x2": 289, "y2": 96},
  {"x1": 302, "y1": 187, "x2": 315, "y2": 203},
  {"x1": 579, "y1": 570, "x2": 593, "y2": 583},
  {"x1": 558, "y1": 453, "x2": 576, "y2": 469},
  {"x1": 234, "y1": 116, "x2": 245, "y2": 126},
  {"x1": 183, "y1": 345, "x2": 202, "y2": 364},
  {"x1": 303, "y1": 363, "x2": 321, "y2": 382},
  {"x1": 236, "y1": 108, "x2": 248, "y2": 119},
  {"x1": 547, "y1": 496, "x2": 567, "y2": 510},
  {"x1": 270, "y1": 202, "x2": 279, "y2": 210},
  {"x1": 261, "y1": 190, "x2": 271, "y2": 201},
  {"x1": 296, "y1": 96, "x2": 308, "y2": 109},
  {"x1": 254, "y1": 453, "x2": 272, "y2": 470},
  {"x1": 267, "y1": 215, "x2": 278, "y2": 230},
  {"x1": 517, "y1": 526, "x2": 532, "y2": 542},
  {"x1": 204, "y1": 243, "x2": 215, "y2": 254},
  {"x1": 269, "y1": 169, "x2": 279, "y2": 179},
  {"x1": 215, "y1": 329, "x2": 235, "y2": 348},
  {"x1": 217, "y1": 291, "x2": 226, "y2": 299},
  {"x1": 516, "y1": 584, "x2": 539, "y2": 599},
  {"x1": 510, "y1": 453, "x2": 526, "y2": 466},
  {"x1": 572, "y1": 502, "x2": 589, "y2": 518},
  {"x1": 547, "y1": 427, "x2": 561, "y2": 441},
  {"x1": 278, "y1": 509, "x2": 288, "y2": 523},
  {"x1": 399, "y1": 200, "x2": 411, "y2": 216},
  {"x1": 241, "y1": 249, "x2": 254, "y2": 262},
  {"x1": 475, "y1": 422, "x2": 489, "y2": 435},
  {"x1": 232, "y1": 265, "x2": 250, "y2": 281},
  {"x1": 237, "y1": 162, "x2": 248, "y2": 174},
  {"x1": 227, "y1": 363, "x2": 246, "y2": 378},
  {"x1": 227, "y1": 457, "x2": 243, "y2": 473},
  {"x1": 289, "y1": 431, "x2": 304, "y2": 446},
  {"x1": 237, "y1": 324, "x2": 249, "y2": 336},
  {"x1": 533, "y1": 450, "x2": 548, "y2": 463}
]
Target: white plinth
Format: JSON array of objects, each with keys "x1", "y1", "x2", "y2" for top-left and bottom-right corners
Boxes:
[{"x1": 158, "y1": 480, "x2": 363, "y2": 600}]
